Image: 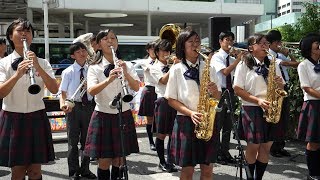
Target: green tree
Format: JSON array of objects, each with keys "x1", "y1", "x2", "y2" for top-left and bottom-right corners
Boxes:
[{"x1": 276, "y1": 2, "x2": 320, "y2": 138}]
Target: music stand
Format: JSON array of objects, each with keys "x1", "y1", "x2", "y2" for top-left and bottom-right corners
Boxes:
[
  {"x1": 222, "y1": 89, "x2": 253, "y2": 180},
  {"x1": 115, "y1": 92, "x2": 129, "y2": 180}
]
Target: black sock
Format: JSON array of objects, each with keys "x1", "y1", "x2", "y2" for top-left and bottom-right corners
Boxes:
[
  {"x1": 247, "y1": 162, "x2": 255, "y2": 180},
  {"x1": 166, "y1": 137, "x2": 171, "y2": 164},
  {"x1": 156, "y1": 138, "x2": 166, "y2": 164},
  {"x1": 306, "y1": 149, "x2": 320, "y2": 176},
  {"x1": 111, "y1": 166, "x2": 120, "y2": 180},
  {"x1": 97, "y1": 168, "x2": 110, "y2": 180},
  {"x1": 255, "y1": 160, "x2": 268, "y2": 180},
  {"x1": 146, "y1": 124, "x2": 154, "y2": 145}
]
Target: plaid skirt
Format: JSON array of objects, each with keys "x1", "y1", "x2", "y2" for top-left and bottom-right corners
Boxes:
[
  {"x1": 0, "y1": 109, "x2": 55, "y2": 167},
  {"x1": 84, "y1": 110, "x2": 139, "y2": 158},
  {"x1": 170, "y1": 115, "x2": 218, "y2": 167},
  {"x1": 153, "y1": 97, "x2": 177, "y2": 135},
  {"x1": 138, "y1": 86, "x2": 157, "y2": 116},
  {"x1": 297, "y1": 100, "x2": 320, "y2": 143},
  {"x1": 241, "y1": 106, "x2": 284, "y2": 144}
]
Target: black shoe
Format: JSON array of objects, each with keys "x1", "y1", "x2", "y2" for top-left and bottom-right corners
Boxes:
[
  {"x1": 90, "y1": 157, "x2": 97, "y2": 161},
  {"x1": 270, "y1": 151, "x2": 283, "y2": 158},
  {"x1": 150, "y1": 144, "x2": 156, "y2": 151},
  {"x1": 69, "y1": 171, "x2": 80, "y2": 180},
  {"x1": 81, "y1": 171, "x2": 97, "y2": 179},
  {"x1": 278, "y1": 149, "x2": 291, "y2": 157},
  {"x1": 166, "y1": 163, "x2": 179, "y2": 172},
  {"x1": 158, "y1": 163, "x2": 168, "y2": 172}
]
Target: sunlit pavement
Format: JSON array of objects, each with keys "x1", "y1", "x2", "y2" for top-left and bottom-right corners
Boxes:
[{"x1": 0, "y1": 127, "x2": 308, "y2": 180}]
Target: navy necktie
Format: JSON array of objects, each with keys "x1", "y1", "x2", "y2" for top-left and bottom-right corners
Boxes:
[
  {"x1": 150, "y1": 60, "x2": 155, "y2": 65},
  {"x1": 225, "y1": 55, "x2": 232, "y2": 90},
  {"x1": 11, "y1": 57, "x2": 24, "y2": 71},
  {"x1": 162, "y1": 65, "x2": 170, "y2": 73},
  {"x1": 255, "y1": 64, "x2": 269, "y2": 80},
  {"x1": 80, "y1": 68, "x2": 89, "y2": 105},
  {"x1": 104, "y1": 64, "x2": 115, "y2": 77},
  {"x1": 308, "y1": 58, "x2": 320, "y2": 73},
  {"x1": 183, "y1": 64, "x2": 199, "y2": 85}
]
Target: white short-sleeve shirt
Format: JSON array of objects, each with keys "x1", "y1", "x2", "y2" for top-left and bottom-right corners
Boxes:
[
  {"x1": 297, "y1": 59, "x2": 320, "y2": 101},
  {"x1": 137, "y1": 57, "x2": 157, "y2": 87},
  {"x1": 165, "y1": 59, "x2": 221, "y2": 115},
  {"x1": 87, "y1": 56, "x2": 140, "y2": 114},
  {"x1": 0, "y1": 51, "x2": 55, "y2": 113},
  {"x1": 210, "y1": 48, "x2": 236, "y2": 88},
  {"x1": 233, "y1": 57, "x2": 285, "y2": 106},
  {"x1": 59, "y1": 62, "x2": 93, "y2": 102},
  {"x1": 268, "y1": 49, "x2": 290, "y2": 82},
  {"x1": 150, "y1": 60, "x2": 167, "y2": 97}
]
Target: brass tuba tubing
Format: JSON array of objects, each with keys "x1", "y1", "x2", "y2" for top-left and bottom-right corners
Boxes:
[
  {"x1": 22, "y1": 39, "x2": 41, "y2": 95},
  {"x1": 65, "y1": 78, "x2": 87, "y2": 108}
]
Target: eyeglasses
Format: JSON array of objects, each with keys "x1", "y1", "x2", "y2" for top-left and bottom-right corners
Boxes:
[
  {"x1": 186, "y1": 39, "x2": 201, "y2": 46},
  {"x1": 254, "y1": 41, "x2": 270, "y2": 47}
]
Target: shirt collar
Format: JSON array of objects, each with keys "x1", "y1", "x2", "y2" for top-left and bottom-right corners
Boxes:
[
  {"x1": 268, "y1": 48, "x2": 278, "y2": 57},
  {"x1": 218, "y1": 48, "x2": 229, "y2": 59},
  {"x1": 185, "y1": 58, "x2": 200, "y2": 68},
  {"x1": 11, "y1": 50, "x2": 22, "y2": 62},
  {"x1": 74, "y1": 61, "x2": 88, "y2": 71},
  {"x1": 254, "y1": 57, "x2": 264, "y2": 66},
  {"x1": 102, "y1": 56, "x2": 113, "y2": 68}
]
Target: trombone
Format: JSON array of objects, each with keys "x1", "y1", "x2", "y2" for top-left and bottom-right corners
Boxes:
[{"x1": 22, "y1": 39, "x2": 41, "y2": 95}]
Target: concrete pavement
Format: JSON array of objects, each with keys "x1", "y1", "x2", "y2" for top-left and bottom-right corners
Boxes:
[{"x1": 0, "y1": 127, "x2": 308, "y2": 179}]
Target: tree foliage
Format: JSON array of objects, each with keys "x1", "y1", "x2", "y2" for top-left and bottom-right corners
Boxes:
[{"x1": 276, "y1": 2, "x2": 320, "y2": 138}]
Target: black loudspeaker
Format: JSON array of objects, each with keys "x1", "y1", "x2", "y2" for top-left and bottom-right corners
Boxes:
[{"x1": 208, "y1": 17, "x2": 231, "y2": 51}]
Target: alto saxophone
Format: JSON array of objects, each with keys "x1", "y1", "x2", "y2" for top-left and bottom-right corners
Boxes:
[
  {"x1": 264, "y1": 50, "x2": 288, "y2": 123},
  {"x1": 194, "y1": 50, "x2": 220, "y2": 141}
]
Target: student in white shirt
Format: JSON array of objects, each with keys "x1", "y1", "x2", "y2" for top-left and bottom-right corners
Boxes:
[
  {"x1": 150, "y1": 39, "x2": 178, "y2": 172},
  {"x1": 210, "y1": 31, "x2": 243, "y2": 164},
  {"x1": 165, "y1": 28, "x2": 221, "y2": 180},
  {"x1": 0, "y1": 18, "x2": 58, "y2": 180},
  {"x1": 296, "y1": 33, "x2": 320, "y2": 180},
  {"x1": 137, "y1": 41, "x2": 158, "y2": 151},
  {"x1": 83, "y1": 29, "x2": 140, "y2": 180},
  {"x1": 59, "y1": 42, "x2": 96, "y2": 179},
  {"x1": 233, "y1": 34, "x2": 285, "y2": 180},
  {"x1": 266, "y1": 29, "x2": 299, "y2": 158}
]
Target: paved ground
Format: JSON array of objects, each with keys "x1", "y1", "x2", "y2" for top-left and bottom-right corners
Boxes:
[{"x1": 0, "y1": 127, "x2": 308, "y2": 180}]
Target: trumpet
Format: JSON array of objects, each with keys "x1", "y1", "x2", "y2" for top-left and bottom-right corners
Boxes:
[
  {"x1": 65, "y1": 78, "x2": 87, "y2": 108},
  {"x1": 228, "y1": 45, "x2": 249, "y2": 53},
  {"x1": 109, "y1": 46, "x2": 133, "y2": 109},
  {"x1": 22, "y1": 39, "x2": 41, "y2": 95},
  {"x1": 277, "y1": 45, "x2": 301, "y2": 55}
]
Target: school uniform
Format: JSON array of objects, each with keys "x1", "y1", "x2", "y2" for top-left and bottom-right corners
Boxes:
[
  {"x1": 297, "y1": 59, "x2": 320, "y2": 143},
  {"x1": 150, "y1": 60, "x2": 176, "y2": 135},
  {"x1": 164, "y1": 59, "x2": 221, "y2": 167},
  {"x1": 233, "y1": 57, "x2": 285, "y2": 144},
  {"x1": 60, "y1": 62, "x2": 94, "y2": 176},
  {"x1": 268, "y1": 49, "x2": 291, "y2": 156},
  {"x1": 210, "y1": 48, "x2": 236, "y2": 158},
  {"x1": 138, "y1": 57, "x2": 157, "y2": 117},
  {"x1": 84, "y1": 56, "x2": 140, "y2": 158},
  {"x1": 0, "y1": 51, "x2": 55, "y2": 167}
]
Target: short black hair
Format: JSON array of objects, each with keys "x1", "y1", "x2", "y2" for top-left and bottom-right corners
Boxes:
[
  {"x1": 154, "y1": 39, "x2": 172, "y2": 60},
  {"x1": 266, "y1": 29, "x2": 282, "y2": 43},
  {"x1": 0, "y1": 38, "x2": 6, "y2": 45},
  {"x1": 176, "y1": 28, "x2": 199, "y2": 61},
  {"x1": 145, "y1": 40, "x2": 157, "y2": 50},
  {"x1": 218, "y1": 31, "x2": 234, "y2": 41},
  {"x1": 6, "y1": 18, "x2": 34, "y2": 50},
  {"x1": 299, "y1": 33, "x2": 320, "y2": 59},
  {"x1": 69, "y1": 42, "x2": 87, "y2": 55}
]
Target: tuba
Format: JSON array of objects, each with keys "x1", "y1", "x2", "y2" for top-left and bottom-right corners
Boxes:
[
  {"x1": 264, "y1": 50, "x2": 288, "y2": 123},
  {"x1": 159, "y1": 23, "x2": 181, "y2": 50},
  {"x1": 194, "y1": 50, "x2": 220, "y2": 141},
  {"x1": 73, "y1": 33, "x2": 96, "y2": 64}
]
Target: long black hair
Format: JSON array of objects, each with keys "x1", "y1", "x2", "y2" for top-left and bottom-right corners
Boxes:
[
  {"x1": 175, "y1": 28, "x2": 199, "y2": 63},
  {"x1": 93, "y1": 29, "x2": 121, "y2": 64},
  {"x1": 6, "y1": 18, "x2": 34, "y2": 50},
  {"x1": 243, "y1": 33, "x2": 270, "y2": 70}
]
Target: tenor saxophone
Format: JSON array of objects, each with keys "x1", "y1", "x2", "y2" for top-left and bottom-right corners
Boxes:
[
  {"x1": 264, "y1": 50, "x2": 288, "y2": 123},
  {"x1": 194, "y1": 50, "x2": 220, "y2": 141}
]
